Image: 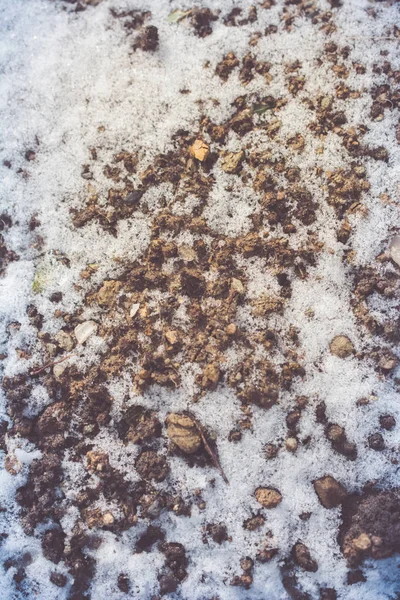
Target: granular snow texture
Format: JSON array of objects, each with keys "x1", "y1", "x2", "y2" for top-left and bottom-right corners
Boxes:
[{"x1": 0, "y1": 0, "x2": 400, "y2": 599}]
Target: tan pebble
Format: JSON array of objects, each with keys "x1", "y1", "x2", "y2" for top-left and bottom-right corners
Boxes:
[
  {"x1": 326, "y1": 424, "x2": 344, "y2": 442},
  {"x1": 255, "y1": 487, "x2": 282, "y2": 508},
  {"x1": 190, "y1": 139, "x2": 209, "y2": 162},
  {"x1": 285, "y1": 437, "x2": 298, "y2": 452},
  {"x1": 231, "y1": 278, "x2": 245, "y2": 293},
  {"x1": 201, "y1": 363, "x2": 220, "y2": 388},
  {"x1": 165, "y1": 330, "x2": 178, "y2": 345},
  {"x1": 226, "y1": 323, "x2": 236, "y2": 335},
  {"x1": 166, "y1": 413, "x2": 202, "y2": 454},
  {"x1": 53, "y1": 362, "x2": 68, "y2": 378},
  {"x1": 352, "y1": 533, "x2": 371, "y2": 551},
  {"x1": 102, "y1": 512, "x2": 114, "y2": 526},
  {"x1": 178, "y1": 245, "x2": 197, "y2": 262},
  {"x1": 378, "y1": 354, "x2": 398, "y2": 371},
  {"x1": 46, "y1": 343, "x2": 57, "y2": 357},
  {"x1": 329, "y1": 335, "x2": 354, "y2": 358},
  {"x1": 97, "y1": 280, "x2": 121, "y2": 306}
]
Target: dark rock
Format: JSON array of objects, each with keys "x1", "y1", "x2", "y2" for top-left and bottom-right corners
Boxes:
[
  {"x1": 136, "y1": 526, "x2": 165, "y2": 552},
  {"x1": 125, "y1": 190, "x2": 144, "y2": 205},
  {"x1": 368, "y1": 433, "x2": 385, "y2": 451},
  {"x1": 117, "y1": 572, "x2": 130, "y2": 593},
  {"x1": 50, "y1": 572, "x2": 67, "y2": 587},
  {"x1": 49, "y1": 292, "x2": 63, "y2": 303},
  {"x1": 292, "y1": 542, "x2": 318, "y2": 572},
  {"x1": 240, "y1": 556, "x2": 254, "y2": 571},
  {"x1": 159, "y1": 541, "x2": 187, "y2": 581},
  {"x1": 122, "y1": 406, "x2": 161, "y2": 444},
  {"x1": 158, "y1": 573, "x2": 179, "y2": 595},
  {"x1": 134, "y1": 26, "x2": 159, "y2": 52},
  {"x1": 379, "y1": 414, "x2": 395, "y2": 431},
  {"x1": 319, "y1": 589, "x2": 337, "y2": 600},
  {"x1": 256, "y1": 547, "x2": 278, "y2": 563},
  {"x1": 244, "y1": 514, "x2": 265, "y2": 531},
  {"x1": 180, "y1": 268, "x2": 206, "y2": 298},
  {"x1": 35, "y1": 402, "x2": 70, "y2": 437},
  {"x1": 347, "y1": 569, "x2": 366, "y2": 585},
  {"x1": 286, "y1": 410, "x2": 301, "y2": 431},
  {"x1": 41, "y1": 528, "x2": 65, "y2": 563},
  {"x1": 314, "y1": 476, "x2": 347, "y2": 509},
  {"x1": 315, "y1": 401, "x2": 327, "y2": 424},
  {"x1": 264, "y1": 444, "x2": 279, "y2": 460},
  {"x1": 190, "y1": 8, "x2": 218, "y2": 37},
  {"x1": 206, "y1": 523, "x2": 228, "y2": 544}
]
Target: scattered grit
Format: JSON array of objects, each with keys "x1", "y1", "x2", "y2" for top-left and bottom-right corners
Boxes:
[{"x1": 0, "y1": 0, "x2": 400, "y2": 598}]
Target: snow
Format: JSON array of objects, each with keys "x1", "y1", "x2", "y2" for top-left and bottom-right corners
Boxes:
[{"x1": 1, "y1": 0, "x2": 400, "y2": 598}]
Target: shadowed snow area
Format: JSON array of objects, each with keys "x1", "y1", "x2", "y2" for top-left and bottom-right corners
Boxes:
[{"x1": 0, "y1": 0, "x2": 400, "y2": 598}]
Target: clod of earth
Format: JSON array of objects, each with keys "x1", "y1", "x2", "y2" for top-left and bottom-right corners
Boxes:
[
  {"x1": 55, "y1": 331, "x2": 74, "y2": 351},
  {"x1": 221, "y1": 150, "x2": 244, "y2": 174},
  {"x1": 135, "y1": 450, "x2": 169, "y2": 482},
  {"x1": 96, "y1": 279, "x2": 121, "y2": 306},
  {"x1": 255, "y1": 487, "x2": 282, "y2": 508},
  {"x1": 340, "y1": 489, "x2": 400, "y2": 566},
  {"x1": 231, "y1": 277, "x2": 245, "y2": 293},
  {"x1": 189, "y1": 139, "x2": 210, "y2": 162},
  {"x1": 314, "y1": 475, "x2": 347, "y2": 509},
  {"x1": 86, "y1": 451, "x2": 109, "y2": 473},
  {"x1": 4, "y1": 453, "x2": 22, "y2": 475},
  {"x1": 166, "y1": 413, "x2": 202, "y2": 454},
  {"x1": 329, "y1": 335, "x2": 354, "y2": 358}
]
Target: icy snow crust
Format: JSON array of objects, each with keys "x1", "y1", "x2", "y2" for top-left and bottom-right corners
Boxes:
[{"x1": 0, "y1": 0, "x2": 400, "y2": 598}]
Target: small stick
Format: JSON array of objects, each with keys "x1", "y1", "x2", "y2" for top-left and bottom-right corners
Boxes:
[
  {"x1": 186, "y1": 411, "x2": 229, "y2": 485},
  {"x1": 30, "y1": 354, "x2": 74, "y2": 376}
]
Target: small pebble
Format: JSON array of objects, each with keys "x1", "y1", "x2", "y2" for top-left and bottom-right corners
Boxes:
[
  {"x1": 329, "y1": 335, "x2": 354, "y2": 358},
  {"x1": 285, "y1": 437, "x2": 298, "y2": 452},
  {"x1": 74, "y1": 320, "x2": 98, "y2": 344},
  {"x1": 389, "y1": 235, "x2": 400, "y2": 267},
  {"x1": 255, "y1": 487, "x2": 282, "y2": 508}
]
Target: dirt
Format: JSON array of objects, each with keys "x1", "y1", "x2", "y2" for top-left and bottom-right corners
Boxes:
[
  {"x1": 339, "y1": 489, "x2": 400, "y2": 566},
  {"x1": 2, "y1": 1, "x2": 400, "y2": 598}
]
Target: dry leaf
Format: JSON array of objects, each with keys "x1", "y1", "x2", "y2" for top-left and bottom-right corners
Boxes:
[{"x1": 167, "y1": 9, "x2": 192, "y2": 23}]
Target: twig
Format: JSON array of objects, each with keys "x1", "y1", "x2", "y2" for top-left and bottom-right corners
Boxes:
[
  {"x1": 185, "y1": 411, "x2": 229, "y2": 485},
  {"x1": 30, "y1": 354, "x2": 74, "y2": 376},
  {"x1": 349, "y1": 36, "x2": 399, "y2": 41}
]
